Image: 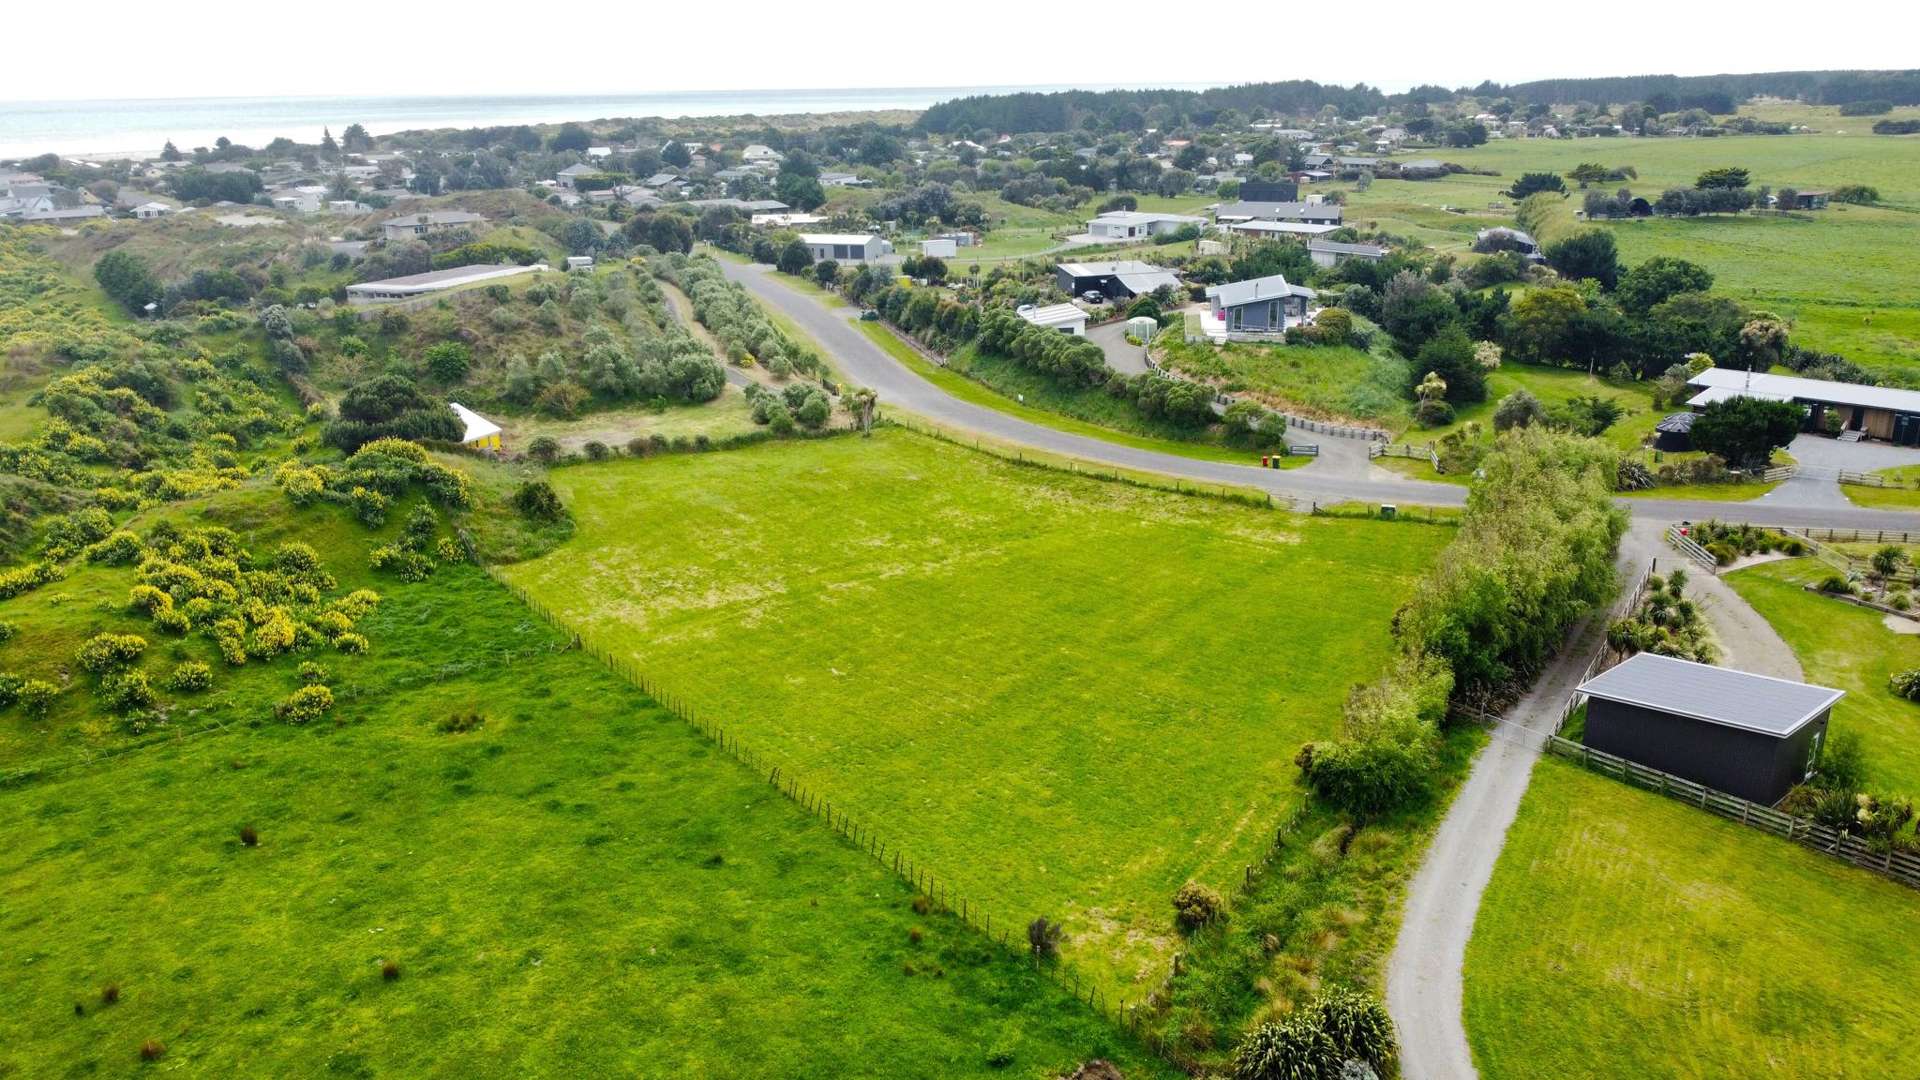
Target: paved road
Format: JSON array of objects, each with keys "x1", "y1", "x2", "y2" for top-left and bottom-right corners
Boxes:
[{"x1": 723, "y1": 259, "x2": 1920, "y2": 531}]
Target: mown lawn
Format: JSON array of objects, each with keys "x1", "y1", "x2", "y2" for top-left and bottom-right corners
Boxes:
[
  {"x1": 1464, "y1": 755, "x2": 1920, "y2": 1080},
  {"x1": 0, "y1": 499, "x2": 1163, "y2": 1079},
  {"x1": 1844, "y1": 464, "x2": 1920, "y2": 510},
  {"x1": 1725, "y1": 557, "x2": 1920, "y2": 791},
  {"x1": 500, "y1": 430, "x2": 1447, "y2": 993}
]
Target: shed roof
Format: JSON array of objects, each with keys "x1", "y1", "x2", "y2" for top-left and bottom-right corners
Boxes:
[
  {"x1": 1056, "y1": 260, "x2": 1172, "y2": 278},
  {"x1": 1215, "y1": 200, "x2": 1343, "y2": 222},
  {"x1": 1226, "y1": 220, "x2": 1340, "y2": 237},
  {"x1": 1577, "y1": 652, "x2": 1843, "y2": 737},
  {"x1": 381, "y1": 211, "x2": 482, "y2": 228},
  {"x1": 799, "y1": 233, "x2": 881, "y2": 246},
  {"x1": 1654, "y1": 412, "x2": 1696, "y2": 434},
  {"x1": 449, "y1": 402, "x2": 501, "y2": 443},
  {"x1": 1019, "y1": 303, "x2": 1086, "y2": 328},
  {"x1": 1307, "y1": 239, "x2": 1387, "y2": 257}
]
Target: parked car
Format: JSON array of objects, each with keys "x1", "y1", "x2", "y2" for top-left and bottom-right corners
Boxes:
[
  {"x1": 1080, "y1": 290, "x2": 1105, "y2": 304},
  {"x1": 859, "y1": 309, "x2": 880, "y2": 321}
]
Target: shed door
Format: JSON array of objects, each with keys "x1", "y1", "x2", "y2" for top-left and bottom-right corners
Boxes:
[{"x1": 1805, "y1": 729, "x2": 1823, "y2": 780}]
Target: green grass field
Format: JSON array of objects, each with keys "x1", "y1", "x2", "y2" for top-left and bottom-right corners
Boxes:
[
  {"x1": 1844, "y1": 464, "x2": 1920, "y2": 509},
  {"x1": 1464, "y1": 755, "x2": 1920, "y2": 1080},
  {"x1": 1343, "y1": 131, "x2": 1920, "y2": 377},
  {"x1": 0, "y1": 495, "x2": 1163, "y2": 1079},
  {"x1": 1725, "y1": 557, "x2": 1920, "y2": 791},
  {"x1": 498, "y1": 431, "x2": 1447, "y2": 993}
]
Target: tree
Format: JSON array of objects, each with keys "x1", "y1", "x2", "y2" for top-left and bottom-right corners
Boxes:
[
  {"x1": 324, "y1": 374, "x2": 462, "y2": 451},
  {"x1": 1544, "y1": 230, "x2": 1620, "y2": 290},
  {"x1": 1616, "y1": 256, "x2": 1712, "y2": 313},
  {"x1": 774, "y1": 171, "x2": 826, "y2": 211},
  {"x1": 1689, "y1": 396, "x2": 1803, "y2": 470},
  {"x1": 1378, "y1": 271, "x2": 1459, "y2": 354},
  {"x1": 1696, "y1": 166, "x2": 1751, "y2": 189},
  {"x1": 845, "y1": 387, "x2": 878, "y2": 435},
  {"x1": 776, "y1": 239, "x2": 813, "y2": 276},
  {"x1": 1412, "y1": 325, "x2": 1485, "y2": 403},
  {"x1": 1506, "y1": 172, "x2": 1565, "y2": 199},
  {"x1": 1736, "y1": 315, "x2": 1790, "y2": 370},
  {"x1": 319, "y1": 127, "x2": 339, "y2": 160},
  {"x1": 562, "y1": 218, "x2": 603, "y2": 256},
  {"x1": 341, "y1": 123, "x2": 373, "y2": 153},
  {"x1": 93, "y1": 250, "x2": 161, "y2": 314},
  {"x1": 812, "y1": 259, "x2": 840, "y2": 288},
  {"x1": 160, "y1": 140, "x2": 183, "y2": 162},
  {"x1": 660, "y1": 141, "x2": 693, "y2": 168},
  {"x1": 550, "y1": 124, "x2": 593, "y2": 154},
  {"x1": 1492, "y1": 389, "x2": 1547, "y2": 431},
  {"x1": 646, "y1": 214, "x2": 693, "y2": 254}
]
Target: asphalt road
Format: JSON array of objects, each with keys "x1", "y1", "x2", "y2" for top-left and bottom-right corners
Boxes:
[{"x1": 721, "y1": 259, "x2": 1920, "y2": 532}]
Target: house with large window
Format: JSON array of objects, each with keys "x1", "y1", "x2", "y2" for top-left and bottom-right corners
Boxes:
[
  {"x1": 1204, "y1": 273, "x2": 1315, "y2": 334},
  {"x1": 1083, "y1": 210, "x2": 1206, "y2": 241},
  {"x1": 379, "y1": 211, "x2": 484, "y2": 242},
  {"x1": 1686, "y1": 367, "x2": 1920, "y2": 445},
  {"x1": 797, "y1": 233, "x2": 892, "y2": 262}
]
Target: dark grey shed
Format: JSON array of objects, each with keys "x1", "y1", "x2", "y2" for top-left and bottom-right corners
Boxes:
[
  {"x1": 1576, "y1": 653, "x2": 1842, "y2": 805},
  {"x1": 1654, "y1": 412, "x2": 1696, "y2": 452}
]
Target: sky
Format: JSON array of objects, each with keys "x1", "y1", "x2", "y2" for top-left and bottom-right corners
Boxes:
[{"x1": 8, "y1": 0, "x2": 1916, "y2": 102}]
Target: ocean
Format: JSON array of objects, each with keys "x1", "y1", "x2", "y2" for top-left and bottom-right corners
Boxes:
[{"x1": 0, "y1": 84, "x2": 1202, "y2": 161}]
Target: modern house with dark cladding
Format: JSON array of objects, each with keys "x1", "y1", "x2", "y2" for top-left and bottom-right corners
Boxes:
[{"x1": 1575, "y1": 652, "x2": 1842, "y2": 804}]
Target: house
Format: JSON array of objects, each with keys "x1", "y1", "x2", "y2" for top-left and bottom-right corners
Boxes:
[
  {"x1": 820, "y1": 172, "x2": 868, "y2": 187},
  {"x1": 1685, "y1": 367, "x2": 1920, "y2": 445},
  {"x1": 586, "y1": 146, "x2": 613, "y2": 159},
  {"x1": 1054, "y1": 260, "x2": 1180, "y2": 301},
  {"x1": 1307, "y1": 240, "x2": 1387, "y2": 268},
  {"x1": 713, "y1": 167, "x2": 755, "y2": 183},
  {"x1": 131, "y1": 202, "x2": 173, "y2": 219},
  {"x1": 1083, "y1": 210, "x2": 1206, "y2": 241},
  {"x1": 1221, "y1": 219, "x2": 1341, "y2": 242},
  {"x1": 1576, "y1": 652, "x2": 1841, "y2": 805},
  {"x1": 1474, "y1": 227, "x2": 1542, "y2": 260},
  {"x1": 741, "y1": 144, "x2": 784, "y2": 164},
  {"x1": 565, "y1": 255, "x2": 594, "y2": 271},
  {"x1": 921, "y1": 238, "x2": 958, "y2": 258},
  {"x1": 798, "y1": 233, "x2": 892, "y2": 262},
  {"x1": 1787, "y1": 190, "x2": 1831, "y2": 210},
  {"x1": 1204, "y1": 274, "x2": 1315, "y2": 333},
  {"x1": 379, "y1": 211, "x2": 483, "y2": 242},
  {"x1": 1016, "y1": 303, "x2": 1087, "y2": 336},
  {"x1": 15, "y1": 206, "x2": 105, "y2": 224},
  {"x1": 556, "y1": 163, "x2": 600, "y2": 190},
  {"x1": 345, "y1": 262, "x2": 544, "y2": 305},
  {"x1": 271, "y1": 186, "x2": 328, "y2": 213},
  {"x1": 644, "y1": 171, "x2": 682, "y2": 189},
  {"x1": 1213, "y1": 200, "x2": 1343, "y2": 226},
  {"x1": 449, "y1": 402, "x2": 503, "y2": 452}
]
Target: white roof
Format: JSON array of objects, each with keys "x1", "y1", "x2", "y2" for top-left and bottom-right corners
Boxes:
[
  {"x1": 1224, "y1": 220, "x2": 1340, "y2": 236},
  {"x1": 1088, "y1": 210, "x2": 1206, "y2": 226},
  {"x1": 1019, "y1": 303, "x2": 1086, "y2": 328},
  {"x1": 449, "y1": 402, "x2": 501, "y2": 443},
  {"x1": 1686, "y1": 386, "x2": 1793, "y2": 408},
  {"x1": 1689, "y1": 367, "x2": 1920, "y2": 415},
  {"x1": 799, "y1": 233, "x2": 881, "y2": 246}
]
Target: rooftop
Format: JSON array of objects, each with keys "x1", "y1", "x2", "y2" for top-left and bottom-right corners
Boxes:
[
  {"x1": 1088, "y1": 210, "x2": 1207, "y2": 226},
  {"x1": 1018, "y1": 303, "x2": 1086, "y2": 328},
  {"x1": 1577, "y1": 652, "x2": 1843, "y2": 737},
  {"x1": 346, "y1": 262, "x2": 541, "y2": 293},
  {"x1": 1215, "y1": 200, "x2": 1342, "y2": 222},
  {"x1": 1206, "y1": 273, "x2": 1316, "y2": 308},
  {"x1": 1689, "y1": 367, "x2": 1920, "y2": 415},
  {"x1": 799, "y1": 233, "x2": 882, "y2": 245},
  {"x1": 1307, "y1": 239, "x2": 1387, "y2": 256},
  {"x1": 1229, "y1": 220, "x2": 1340, "y2": 236},
  {"x1": 382, "y1": 211, "x2": 483, "y2": 227},
  {"x1": 1056, "y1": 260, "x2": 1173, "y2": 277}
]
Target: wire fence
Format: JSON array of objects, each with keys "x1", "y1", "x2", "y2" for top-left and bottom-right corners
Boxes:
[
  {"x1": 1542, "y1": 734, "x2": 1920, "y2": 889},
  {"x1": 885, "y1": 416, "x2": 1290, "y2": 512},
  {"x1": 477, "y1": 562, "x2": 1184, "y2": 1057}
]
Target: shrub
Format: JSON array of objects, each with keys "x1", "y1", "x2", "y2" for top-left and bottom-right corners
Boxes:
[
  {"x1": 333, "y1": 632, "x2": 370, "y2": 655},
  {"x1": 382, "y1": 959, "x2": 402, "y2": 981},
  {"x1": 76, "y1": 632, "x2": 147, "y2": 673},
  {"x1": 84, "y1": 530, "x2": 145, "y2": 565},
  {"x1": 440, "y1": 711, "x2": 486, "y2": 733},
  {"x1": 512, "y1": 480, "x2": 566, "y2": 523},
  {"x1": 1231, "y1": 988, "x2": 1396, "y2": 1080},
  {"x1": 527, "y1": 436, "x2": 562, "y2": 463},
  {"x1": 101, "y1": 670, "x2": 156, "y2": 713},
  {"x1": 583, "y1": 440, "x2": 611, "y2": 461},
  {"x1": 1412, "y1": 398, "x2": 1454, "y2": 428},
  {"x1": 297, "y1": 661, "x2": 329, "y2": 685},
  {"x1": 1819, "y1": 574, "x2": 1854, "y2": 595},
  {"x1": 275, "y1": 684, "x2": 335, "y2": 723},
  {"x1": 1026, "y1": 916, "x2": 1062, "y2": 960},
  {"x1": 0, "y1": 620, "x2": 14, "y2": 644},
  {"x1": 239, "y1": 825, "x2": 259, "y2": 847},
  {"x1": 166, "y1": 661, "x2": 213, "y2": 692},
  {"x1": 19, "y1": 679, "x2": 57, "y2": 720},
  {"x1": 1172, "y1": 881, "x2": 1225, "y2": 931},
  {"x1": 140, "y1": 1040, "x2": 165, "y2": 1062}
]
